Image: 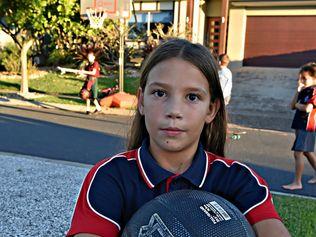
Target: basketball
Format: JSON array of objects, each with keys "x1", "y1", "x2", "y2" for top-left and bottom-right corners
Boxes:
[{"x1": 122, "y1": 190, "x2": 255, "y2": 237}]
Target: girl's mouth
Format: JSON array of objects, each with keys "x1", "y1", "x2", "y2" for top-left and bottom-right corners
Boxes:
[{"x1": 160, "y1": 127, "x2": 185, "y2": 136}]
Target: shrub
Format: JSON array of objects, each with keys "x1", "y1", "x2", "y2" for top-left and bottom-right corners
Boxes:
[
  {"x1": 0, "y1": 43, "x2": 36, "y2": 74},
  {"x1": 46, "y1": 48, "x2": 76, "y2": 67},
  {"x1": 0, "y1": 43, "x2": 20, "y2": 73}
]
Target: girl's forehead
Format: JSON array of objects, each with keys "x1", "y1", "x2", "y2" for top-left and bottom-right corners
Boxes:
[
  {"x1": 146, "y1": 58, "x2": 210, "y2": 91},
  {"x1": 148, "y1": 58, "x2": 203, "y2": 78}
]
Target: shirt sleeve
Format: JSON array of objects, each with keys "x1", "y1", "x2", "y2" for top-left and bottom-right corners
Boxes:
[
  {"x1": 244, "y1": 178, "x2": 281, "y2": 225},
  {"x1": 235, "y1": 167, "x2": 281, "y2": 225},
  {"x1": 66, "y1": 159, "x2": 123, "y2": 237},
  {"x1": 213, "y1": 159, "x2": 281, "y2": 226},
  {"x1": 307, "y1": 87, "x2": 316, "y2": 106}
]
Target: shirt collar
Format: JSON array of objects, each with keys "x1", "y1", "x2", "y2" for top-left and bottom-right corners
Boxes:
[{"x1": 137, "y1": 139, "x2": 208, "y2": 189}]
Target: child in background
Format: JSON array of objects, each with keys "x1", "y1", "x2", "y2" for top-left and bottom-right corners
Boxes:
[
  {"x1": 218, "y1": 54, "x2": 232, "y2": 105},
  {"x1": 76, "y1": 45, "x2": 103, "y2": 115},
  {"x1": 82, "y1": 51, "x2": 102, "y2": 115},
  {"x1": 283, "y1": 64, "x2": 316, "y2": 190},
  {"x1": 67, "y1": 39, "x2": 289, "y2": 237}
]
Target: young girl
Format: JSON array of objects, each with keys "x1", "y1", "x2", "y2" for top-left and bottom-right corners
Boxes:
[
  {"x1": 283, "y1": 64, "x2": 316, "y2": 190},
  {"x1": 67, "y1": 39, "x2": 289, "y2": 237},
  {"x1": 76, "y1": 45, "x2": 103, "y2": 115}
]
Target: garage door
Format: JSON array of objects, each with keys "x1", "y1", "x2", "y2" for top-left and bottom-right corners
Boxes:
[{"x1": 244, "y1": 16, "x2": 316, "y2": 68}]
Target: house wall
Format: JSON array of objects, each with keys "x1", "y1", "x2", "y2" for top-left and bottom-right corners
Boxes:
[
  {"x1": 0, "y1": 30, "x2": 14, "y2": 48},
  {"x1": 193, "y1": 0, "x2": 221, "y2": 44},
  {"x1": 227, "y1": 8, "x2": 247, "y2": 68},
  {"x1": 197, "y1": 3, "x2": 206, "y2": 44},
  {"x1": 174, "y1": 0, "x2": 188, "y2": 38},
  {"x1": 179, "y1": 0, "x2": 187, "y2": 38},
  {"x1": 206, "y1": 0, "x2": 221, "y2": 17},
  {"x1": 131, "y1": 0, "x2": 221, "y2": 45}
]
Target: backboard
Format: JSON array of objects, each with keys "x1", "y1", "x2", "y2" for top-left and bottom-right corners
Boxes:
[{"x1": 80, "y1": 0, "x2": 130, "y2": 19}]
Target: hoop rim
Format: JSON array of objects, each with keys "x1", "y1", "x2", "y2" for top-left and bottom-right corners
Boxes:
[{"x1": 86, "y1": 7, "x2": 108, "y2": 29}]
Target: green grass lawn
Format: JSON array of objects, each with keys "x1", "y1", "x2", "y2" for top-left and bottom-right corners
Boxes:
[
  {"x1": 273, "y1": 194, "x2": 315, "y2": 237},
  {"x1": 0, "y1": 71, "x2": 140, "y2": 105},
  {"x1": 1, "y1": 71, "x2": 315, "y2": 236}
]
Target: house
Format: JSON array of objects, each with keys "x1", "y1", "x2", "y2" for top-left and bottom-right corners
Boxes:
[
  {"x1": 131, "y1": 0, "x2": 316, "y2": 68},
  {"x1": 227, "y1": 0, "x2": 316, "y2": 68}
]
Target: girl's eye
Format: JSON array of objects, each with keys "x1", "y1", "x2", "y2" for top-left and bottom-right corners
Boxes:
[
  {"x1": 153, "y1": 90, "x2": 166, "y2": 97},
  {"x1": 187, "y1": 93, "x2": 199, "y2": 102}
]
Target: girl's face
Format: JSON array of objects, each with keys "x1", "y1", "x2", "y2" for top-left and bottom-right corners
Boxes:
[
  {"x1": 88, "y1": 53, "x2": 95, "y2": 63},
  {"x1": 300, "y1": 71, "x2": 315, "y2": 87},
  {"x1": 138, "y1": 58, "x2": 219, "y2": 156}
]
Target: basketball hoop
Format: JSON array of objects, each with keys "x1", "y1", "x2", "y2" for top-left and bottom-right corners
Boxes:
[{"x1": 86, "y1": 8, "x2": 107, "y2": 29}]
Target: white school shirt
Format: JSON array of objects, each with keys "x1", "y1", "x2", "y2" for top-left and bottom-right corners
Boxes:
[{"x1": 218, "y1": 66, "x2": 232, "y2": 100}]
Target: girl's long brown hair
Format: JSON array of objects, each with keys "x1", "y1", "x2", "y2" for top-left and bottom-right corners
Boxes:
[{"x1": 128, "y1": 38, "x2": 227, "y2": 156}]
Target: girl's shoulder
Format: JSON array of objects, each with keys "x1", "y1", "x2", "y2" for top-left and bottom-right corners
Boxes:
[
  {"x1": 205, "y1": 151, "x2": 262, "y2": 177},
  {"x1": 205, "y1": 151, "x2": 235, "y2": 166},
  {"x1": 301, "y1": 85, "x2": 316, "y2": 91},
  {"x1": 92, "y1": 61, "x2": 100, "y2": 67},
  {"x1": 90, "y1": 149, "x2": 139, "y2": 173},
  {"x1": 205, "y1": 152, "x2": 268, "y2": 190},
  {"x1": 298, "y1": 86, "x2": 314, "y2": 97}
]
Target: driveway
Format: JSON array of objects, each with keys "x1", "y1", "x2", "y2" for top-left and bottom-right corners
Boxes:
[{"x1": 228, "y1": 67, "x2": 299, "y2": 132}]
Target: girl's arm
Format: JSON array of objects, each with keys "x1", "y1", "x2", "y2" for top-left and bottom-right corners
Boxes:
[
  {"x1": 79, "y1": 68, "x2": 97, "y2": 76},
  {"x1": 291, "y1": 77, "x2": 305, "y2": 110},
  {"x1": 252, "y1": 219, "x2": 291, "y2": 237},
  {"x1": 294, "y1": 102, "x2": 313, "y2": 113},
  {"x1": 290, "y1": 92, "x2": 298, "y2": 110}
]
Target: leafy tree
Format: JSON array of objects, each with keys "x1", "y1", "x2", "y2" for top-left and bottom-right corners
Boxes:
[{"x1": 0, "y1": 0, "x2": 86, "y2": 95}]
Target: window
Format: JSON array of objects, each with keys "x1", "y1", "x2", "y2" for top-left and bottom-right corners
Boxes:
[{"x1": 128, "y1": 11, "x2": 174, "y2": 39}]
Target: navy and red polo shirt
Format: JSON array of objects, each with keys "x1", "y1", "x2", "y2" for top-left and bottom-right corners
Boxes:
[{"x1": 67, "y1": 140, "x2": 280, "y2": 236}]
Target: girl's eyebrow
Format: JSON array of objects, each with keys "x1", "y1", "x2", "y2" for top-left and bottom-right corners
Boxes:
[
  {"x1": 147, "y1": 82, "x2": 209, "y2": 95},
  {"x1": 147, "y1": 82, "x2": 168, "y2": 88}
]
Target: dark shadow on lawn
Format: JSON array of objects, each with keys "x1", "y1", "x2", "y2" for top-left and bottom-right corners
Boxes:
[
  {"x1": 0, "y1": 80, "x2": 81, "y2": 97},
  {"x1": 0, "y1": 80, "x2": 20, "y2": 90}
]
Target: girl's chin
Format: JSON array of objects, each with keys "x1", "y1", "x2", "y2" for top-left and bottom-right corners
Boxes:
[{"x1": 158, "y1": 140, "x2": 188, "y2": 152}]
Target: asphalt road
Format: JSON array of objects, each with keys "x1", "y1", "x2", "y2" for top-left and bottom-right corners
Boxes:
[
  {"x1": 0, "y1": 105, "x2": 129, "y2": 164},
  {"x1": 0, "y1": 104, "x2": 315, "y2": 197}
]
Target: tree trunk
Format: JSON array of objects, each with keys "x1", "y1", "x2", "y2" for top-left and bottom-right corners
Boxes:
[{"x1": 20, "y1": 39, "x2": 34, "y2": 95}]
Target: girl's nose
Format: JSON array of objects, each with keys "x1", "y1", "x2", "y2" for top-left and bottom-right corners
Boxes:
[
  {"x1": 165, "y1": 97, "x2": 183, "y2": 119},
  {"x1": 167, "y1": 112, "x2": 182, "y2": 119}
]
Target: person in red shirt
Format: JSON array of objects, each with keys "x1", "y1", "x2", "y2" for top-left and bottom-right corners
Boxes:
[
  {"x1": 67, "y1": 39, "x2": 290, "y2": 237},
  {"x1": 80, "y1": 50, "x2": 102, "y2": 115}
]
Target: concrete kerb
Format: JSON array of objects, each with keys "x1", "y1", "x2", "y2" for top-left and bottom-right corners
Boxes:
[{"x1": 0, "y1": 92, "x2": 135, "y2": 117}]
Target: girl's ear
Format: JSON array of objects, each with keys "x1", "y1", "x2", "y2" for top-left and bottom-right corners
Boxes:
[
  {"x1": 205, "y1": 99, "x2": 220, "y2": 124},
  {"x1": 137, "y1": 87, "x2": 144, "y2": 115}
]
